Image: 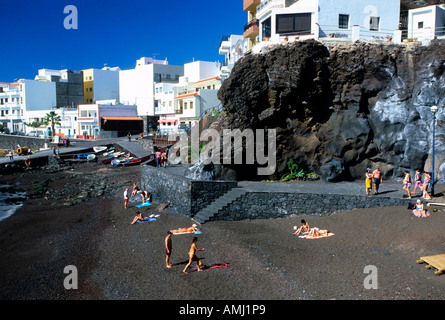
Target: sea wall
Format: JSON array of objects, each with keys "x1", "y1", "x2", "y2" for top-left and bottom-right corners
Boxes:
[
  {"x1": 212, "y1": 191, "x2": 412, "y2": 222},
  {"x1": 0, "y1": 134, "x2": 47, "y2": 151},
  {"x1": 140, "y1": 165, "x2": 237, "y2": 217}
]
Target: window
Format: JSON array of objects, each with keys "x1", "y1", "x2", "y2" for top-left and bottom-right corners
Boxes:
[
  {"x1": 154, "y1": 74, "x2": 161, "y2": 82},
  {"x1": 262, "y1": 17, "x2": 271, "y2": 40},
  {"x1": 276, "y1": 13, "x2": 311, "y2": 35},
  {"x1": 418, "y1": 21, "x2": 424, "y2": 29},
  {"x1": 369, "y1": 16, "x2": 380, "y2": 31},
  {"x1": 190, "y1": 102, "x2": 193, "y2": 109},
  {"x1": 339, "y1": 14, "x2": 349, "y2": 29}
]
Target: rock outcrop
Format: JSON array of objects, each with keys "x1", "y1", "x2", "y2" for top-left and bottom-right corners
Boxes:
[{"x1": 217, "y1": 40, "x2": 444, "y2": 182}]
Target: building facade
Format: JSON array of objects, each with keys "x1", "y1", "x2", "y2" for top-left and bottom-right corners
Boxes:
[
  {"x1": 82, "y1": 67, "x2": 120, "y2": 104},
  {"x1": 245, "y1": 0, "x2": 401, "y2": 47},
  {"x1": 407, "y1": 4, "x2": 445, "y2": 43},
  {"x1": 119, "y1": 57, "x2": 184, "y2": 117}
]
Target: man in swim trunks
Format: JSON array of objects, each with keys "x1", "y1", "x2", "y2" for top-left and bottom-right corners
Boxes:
[
  {"x1": 165, "y1": 231, "x2": 172, "y2": 268},
  {"x1": 124, "y1": 188, "x2": 129, "y2": 209},
  {"x1": 183, "y1": 237, "x2": 205, "y2": 274},
  {"x1": 372, "y1": 167, "x2": 382, "y2": 194}
]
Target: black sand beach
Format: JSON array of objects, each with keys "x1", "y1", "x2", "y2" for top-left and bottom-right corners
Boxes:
[{"x1": 1, "y1": 160, "x2": 444, "y2": 303}]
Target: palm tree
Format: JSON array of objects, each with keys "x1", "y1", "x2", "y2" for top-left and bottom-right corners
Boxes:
[{"x1": 43, "y1": 111, "x2": 61, "y2": 137}]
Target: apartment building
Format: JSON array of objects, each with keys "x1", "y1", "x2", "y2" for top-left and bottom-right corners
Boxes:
[
  {"x1": 244, "y1": 0, "x2": 401, "y2": 47},
  {"x1": 82, "y1": 67, "x2": 120, "y2": 104},
  {"x1": 407, "y1": 4, "x2": 445, "y2": 43},
  {"x1": 119, "y1": 57, "x2": 184, "y2": 118},
  {"x1": 219, "y1": 34, "x2": 248, "y2": 80}
]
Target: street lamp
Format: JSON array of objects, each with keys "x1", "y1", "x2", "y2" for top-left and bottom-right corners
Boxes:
[{"x1": 430, "y1": 105, "x2": 438, "y2": 196}]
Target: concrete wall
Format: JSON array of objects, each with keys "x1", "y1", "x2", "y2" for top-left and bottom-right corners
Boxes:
[
  {"x1": 213, "y1": 191, "x2": 412, "y2": 222},
  {"x1": 0, "y1": 133, "x2": 47, "y2": 151},
  {"x1": 141, "y1": 165, "x2": 237, "y2": 217}
]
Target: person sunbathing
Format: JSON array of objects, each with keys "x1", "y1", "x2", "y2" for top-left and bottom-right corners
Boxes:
[
  {"x1": 293, "y1": 219, "x2": 310, "y2": 235},
  {"x1": 170, "y1": 224, "x2": 199, "y2": 234},
  {"x1": 306, "y1": 227, "x2": 330, "y2": 238},
  {"x1": 130, "y1": 210, "x2": 144, "y2": 224}
]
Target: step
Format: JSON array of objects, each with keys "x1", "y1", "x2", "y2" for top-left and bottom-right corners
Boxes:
[{"x1": 193, "y1": 187, "x2": 247, "y2": 224}]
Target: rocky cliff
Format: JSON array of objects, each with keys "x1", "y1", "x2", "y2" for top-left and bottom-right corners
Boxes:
[{"x1": 217, "y1": 40, "x2": 445, "y2": 182}]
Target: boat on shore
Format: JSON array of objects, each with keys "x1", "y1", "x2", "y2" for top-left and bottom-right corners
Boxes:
[
  {"x1": 122, "y1": 154, "x2": 153, "y2": 166},
  {"x1": 101, "y1": 152, "x2": 126, "y2": 164},
  {"x1": 93, "y1": 146, "x2": 108, "y2": 153}
]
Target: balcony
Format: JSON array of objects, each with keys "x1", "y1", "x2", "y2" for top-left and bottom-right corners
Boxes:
[
  {"x1": 256, "y1": 0, "x2": 285, "y2": 19},
  {"x1": 243, "y1": 19, "x2": 260, "y2": 39},
  {"x1": 219, "y1": 36, "x2": 230, "y2": 55},
  {"x1": 243, "y1": 0, "x2": 261, "y2": 12}
]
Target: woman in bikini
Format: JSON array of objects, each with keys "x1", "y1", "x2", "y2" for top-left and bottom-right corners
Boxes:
[
  {"x1": 293, "y1": 219, "x2": 310, "y2": 235},
  {"x1": 402, "y1": 170, "x2": 412, "y2": 199},
  {"x1": 183, "y1": 237, "x2": 205, "y2": 274},
  {"x1": 422, "y1": 172, "x2": 432, "y2": 200},
  {"x1": 412, "y1": 199, "x2": 430, "y2": 218}
]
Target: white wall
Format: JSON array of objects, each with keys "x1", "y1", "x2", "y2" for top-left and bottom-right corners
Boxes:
[
  {"x1": 93, "y1": 69, "x2": 120, "y2": 101},
  {"x1": 184, "y1": 61, "x2": 220, "y2": 83},
  {"x1": 22, "y1": 79, "x2": 57, "y2": 111},
  {"x1": 119, "y1": 63, "x2": 183, "y2": 116}
]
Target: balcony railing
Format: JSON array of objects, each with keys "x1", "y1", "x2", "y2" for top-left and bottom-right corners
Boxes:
[
  {"x1": 244, "y1": 19, "x2": 259, "y2": 32},
  {"x1": 256, "y1": 0, "x2": 285, "y2": 18}
]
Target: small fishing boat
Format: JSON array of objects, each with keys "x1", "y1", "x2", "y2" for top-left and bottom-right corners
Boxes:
[
  {"x1": 101, "y1": 152, "x2": 125, "y2": 164},
  {"x1": 87, "y1": 154, "x2": 96, "y2": 161},
  {"x1": 122, "y1": 154, "x2": 153, "y2": 166},
  {"x1": 93, "y1": 146, "x2": 108, "y2": 153},
  {"x1": 112, "y1": 157, "x2": 134, "y2": 166}
]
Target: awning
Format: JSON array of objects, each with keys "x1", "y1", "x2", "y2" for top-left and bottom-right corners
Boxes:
[
  {"x1": 102, "y1": 117, "x2": 143, "y2": 121},
  {"x1": 158, "y1": 119, "x2": 178, "y2": 124}
]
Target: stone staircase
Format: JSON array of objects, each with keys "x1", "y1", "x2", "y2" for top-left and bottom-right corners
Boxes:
[{"x1": 192, "y1": 187, "x2": 247, "y2": 224}]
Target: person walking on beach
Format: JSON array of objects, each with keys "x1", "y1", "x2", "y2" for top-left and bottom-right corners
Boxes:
[
  {"x1": 422, "y1": 172, "x2": 432, "y2": 200},
  {"x1": 365, "y1": 169, "x2": 373, "y2": 196},
  {"x1": 127, "y1": 132, "x2": 131, "y2": 142},
  {"x1": 402, "y1": 170, "x2": 412, "y2": 199},
  {"x1": 372, "y1": 167, "x2": 383, "y2": 194},
  {"x1": 124, "y1": 188, "x2": 129, "y2": 209},
  {"x1": 412, "y1": 170, "x2": 423, "y2": 196},
  {"x1": 165, "y1": 231, "x2": 172, "y2": 268},
  {"x1": 183, "y1": 237, "x2": 205, "y2": 274}
]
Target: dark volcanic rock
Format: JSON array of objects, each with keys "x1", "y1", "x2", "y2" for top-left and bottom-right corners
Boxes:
[{"x1": 217, "y1": 40, "x2": 445, "y2": 182}]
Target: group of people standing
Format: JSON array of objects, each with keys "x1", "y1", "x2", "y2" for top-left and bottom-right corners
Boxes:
[
  {"x1": 402, "y1": 170, "x2": 432, "y2": 200},
  {"x1": 365, "y1": 167, "x2": 433, "y2": 200},
  {"x1": 365, "y1": 167, "x2": 383, "y2": 196},
  {"x1": 155, "y1": 148, "x2": 168, "y2": 168}
]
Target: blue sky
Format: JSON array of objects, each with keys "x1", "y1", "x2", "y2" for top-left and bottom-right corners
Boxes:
[{"x1": 0, "y1": 0, "x2": 246, "y2": 83}]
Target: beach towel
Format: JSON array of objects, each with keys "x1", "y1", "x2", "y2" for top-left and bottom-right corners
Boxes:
[
  {"x1": 193, "y1": 263, "x2": 228, "y2": 270},
  {"x1": 135, "y1": 201, "x2": 151, "y2": 208},
  {"x1": 171, "y1": 229, "x2": 202, "y2": 235},
  {"x1": 137, "y1": 217, "x2": 156, "y2": 223}
]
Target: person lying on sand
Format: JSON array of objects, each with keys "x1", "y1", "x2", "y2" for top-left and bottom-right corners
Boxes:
[
  {"x1": 130, "y1": 210, "x2": 144, "y2": 224},
  {"x1": 293, "y1": 219, "x2": 310, "y2": 235},
  {"x1": 306, "y1": 227, "x2": 330, "y2": 238},
  {"x1": 170, "y1": 224, "x2": 199, "y2": 234}
]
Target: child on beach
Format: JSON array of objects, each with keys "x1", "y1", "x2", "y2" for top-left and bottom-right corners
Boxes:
[
  {"x1": 183, "y1": 237, "x2": 205, "y2": 274},
  {"x1": 124, "y1": 188, "x2": 129, "y2": 209},
  {"x1": 165, "y1": 231, "x2": 172, "y2": 268},
  {"x1": 412, "y1": 199, "x2": 430, "y2": 218},
  {"x1": 412, "y1": 170, "x2": 423, "y2": 196},
  {"x1": 422, "y1": 172, "x2": 432, "y2": 200},
  {"x1": 365, "y1": 169, "x2": 373, "y2": 196},
  {"x1": 402, "y1": 170, "x2": 412, "y2": 199}
]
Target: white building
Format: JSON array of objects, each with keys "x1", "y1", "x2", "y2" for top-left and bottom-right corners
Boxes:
[
  {"x1": 155, "y1": 60, "x2": 222, "y2": 134},
  {"x1": 119, "y1": 57, "x2": 184, "y2": 117},
  {"x1": 219, "y1": 35, "x2": 249, "y2": 80},
  {"x1": 407, "y1": 4, "x2": 445, "y2": 43},
  {"x1": 0, "y1": 79, "x2": 57, "y2": 134},
  {"x1": 82, "y1": 67, "x2": 120, "y2": 104},
  {"x1": 250, "y1": 0, "x2": 400, "y2": 46}
]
